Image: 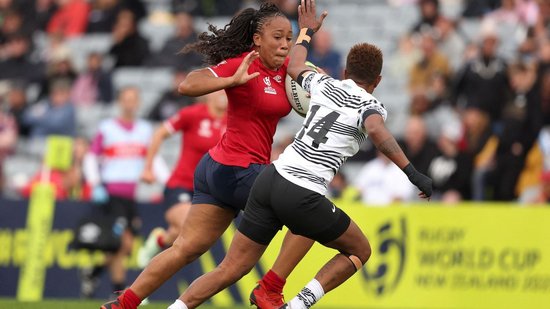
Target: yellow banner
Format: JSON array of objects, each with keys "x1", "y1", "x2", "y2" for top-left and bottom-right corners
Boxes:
[
  {"x1": 16, "y1": 183, "x2": 56, "y2": 301},
  {"x1": 256, "y1": 204, "x2": 550, "y2": 309}
]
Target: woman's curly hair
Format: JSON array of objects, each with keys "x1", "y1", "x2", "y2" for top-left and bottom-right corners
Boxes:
[{"x1": 182, "y1": 2, "x2": 286, "y2": 65}]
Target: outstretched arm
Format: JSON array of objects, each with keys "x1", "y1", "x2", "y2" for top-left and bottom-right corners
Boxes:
[
  {"x1": 178, "y1": 51, "x2": 260, "y2": 97},
  {"x1": 141, "y1": 124, "x2": 171, "y2": 184},
  {"x1": 288, "y1": 0, "x2": 328, "y2": 81},
  {"x1": 364, "y1": 114, "x2": 433, "y2": 199}
]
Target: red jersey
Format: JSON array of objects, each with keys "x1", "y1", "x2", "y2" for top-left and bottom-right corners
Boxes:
[
  {"x1": 165, "y1": 104, "x2": 227, "y2": 189},
  {"x1": 208, "y1": 52, "x2": 292, "y2": 167}
]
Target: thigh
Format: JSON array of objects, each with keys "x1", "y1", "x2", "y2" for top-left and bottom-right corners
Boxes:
[
  {"x1": 239, "y1": 165, "x2": 283, "y2": 245},
  {"x1": 173, "y1": 203, "x2": 235, "y2": 256},
  {"x1": 271, "y1": 172, "x2": 350, "y2": 244},
  {"x1": 323, "y1": 220, "x2": 371, "y2": 262}
]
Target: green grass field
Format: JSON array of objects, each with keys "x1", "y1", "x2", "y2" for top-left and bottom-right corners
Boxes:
[{"x1": 0, "y1": 299, "x2": 250, "y2": 309}]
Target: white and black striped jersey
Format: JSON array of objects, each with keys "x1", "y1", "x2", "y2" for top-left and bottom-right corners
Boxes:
[{"x1": 274, "y1": 72, "x2": 388, "y2": 195}]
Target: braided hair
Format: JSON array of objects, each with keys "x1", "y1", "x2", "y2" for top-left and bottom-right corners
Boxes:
[{"x1": 182, "y1": 2, "x2": 286, "y2": 65}]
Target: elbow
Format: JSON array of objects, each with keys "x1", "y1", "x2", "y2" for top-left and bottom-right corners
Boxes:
[{"x1": 178, "y1": 81, "x2": 192, "y2": 96}]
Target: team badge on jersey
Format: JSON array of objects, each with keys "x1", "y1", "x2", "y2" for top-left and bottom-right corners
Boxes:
[{"x1": 263, "y1": 77, "x2": 277, "y2": 95}]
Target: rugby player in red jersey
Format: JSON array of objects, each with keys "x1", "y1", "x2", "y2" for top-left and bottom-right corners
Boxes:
[
  {"x1": 137, "y1": 90, "x2": 227, "y2": 267},
  {"x1": 101, "y1": 3, "x2": 316, "y2": 309}
]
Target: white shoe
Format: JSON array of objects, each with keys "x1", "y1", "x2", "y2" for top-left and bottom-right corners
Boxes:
[{"x1": 137, "y1": 227, "x2": 165, "y2": 268}]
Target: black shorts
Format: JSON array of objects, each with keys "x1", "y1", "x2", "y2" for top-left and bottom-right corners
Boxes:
[
  {"x1": 238, "y1": 164, "x2": 351, "y2": 245},
  {"x1": 192, "y1": 153, "x2": 266, "y2": 213},
  {"x1": 105, "y1": 195, "x2": 141, "y2": 235},
  {"x1": 163, "y1": 186, "x2": 193, "y2": 210}
]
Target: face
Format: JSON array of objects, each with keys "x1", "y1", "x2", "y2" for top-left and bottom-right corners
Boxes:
[
  {"x1": 405, "y1": 117, "x2": 427, "y2": 149},
  {"x1": 87, "y1": 54, "x2": 102, "y2": 71},
  {"x1": 118, "y1": 88, "x2": 140, "y2": 118},
  {"x1": 50, "y1": 87, "x2": 71, "y2": 106},
  {"x1": 253, "y1": 16, "x2": 292, "y2": 70}
]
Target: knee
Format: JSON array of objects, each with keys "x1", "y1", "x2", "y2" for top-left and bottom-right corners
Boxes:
[
  {"x1": 172, "y1": 237, "x2": 207, "y2": 261},
  {"x1": 347, "y1": 240, "x2": 372, "y2": 266}
]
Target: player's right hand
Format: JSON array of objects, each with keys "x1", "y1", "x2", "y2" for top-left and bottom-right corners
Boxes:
[
  {"x1": 140, "y1": 168, "x2": 156, "y2": 184},
  {"x1": 403, "y1": 163, "x2": 433, "y2": 199},
  {"x1": 231, "y1": 51, "x2": 260, "y2": 86},
  {"x1": 298, "y1": 0, "x2": 328, "y2": 33}
]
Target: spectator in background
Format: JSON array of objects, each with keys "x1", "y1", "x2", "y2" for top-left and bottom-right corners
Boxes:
[
  {"x1": 408, "y1": 31, "x2": 451, "y2": 91},
  {"x1": 491, "y1": 61, "x2": 543, "y2": 200},
  {"x1": 47, "y1": 0, "x2": 90, "y2": 37},
  {"x1": 109, "y1": 9, "x2": 150, "y2": 67},
  {"x1": 71, "y1": 52, "x2": 114, "y2": 105},
  {"x1": 81, "y1": 86, "x2": 168, "y2": 298},
  {"x1": 21, "y1": 0, "x2": 57, "y2": 32},
  {"x1": 87, "y1": 0, "x2": 122, "y2": 33},
  {"x1": 0, "y1": 34, "x2": 44, "y2": 83},
  {"x1": 485, "y1": 0, "x2": 539, "y2": 28},
  {"x1": 400, "y1": 115, "x2": 439, "y2": 176},
  {"x1": 0, "y1": 10, "x2": 28, "y2": 44},
  {"x1": 428, "y1": 124, "x2": 473, "y2": 202},
  {"x1": 410, "y1": 0, "x2": 443, "y2": 34},
  {"x1": 171, "y1": 0, "x2": 242, "y2": 16},
  {"x1": 20, "y1": 137, "x2": 92, "y2": 200},
  {"x1": 521, "y1": 170, "x2": 550, "y2": 204},
  {"x1": 354, "y1": 152, "x2": 415, "y2": 205},
  {"x1": 39, "y1": 48, "x2": 77, "y2": 99},
  {"x1": 152, "y1": 12, "x2": 202, "y2": 70},
  {"x1": 462, "y1": 0, "x2": 500, "y2": 18},
  {"x1": 434, "y1": 17, "x2": 466, "y2": 71},
  {"x1": 453, "y1": 29, "x2": 510, "y2": 124},
  {"x1": 0, "y1": 109, "x2": 17, "y2": 192},
  {"x1": 5, "y1": 83, "x2": 31, "y2": 137},
  {"x1": 23, "y1": 78, "x2": 76, "y2": 138},
  {"x1": 461, "y1": 108, "x2": 497, "y2": 200},
  {"x1": 308, "y1": 29, "x2": 342, "y2": 79},
  {"x1": 147, "y1": 70, "x2": 194, "y2": 122}
]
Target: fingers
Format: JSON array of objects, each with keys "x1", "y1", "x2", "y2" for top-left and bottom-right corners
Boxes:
[
  {"x1": 320, "y1": 11, "x2": 328, "y2": 23},
  {"x1": 307, "y1": 0, "x2": 313, "y2": 13},
  {"x1": 245, "y1": 51, "x2": 259, "y2": 63}
]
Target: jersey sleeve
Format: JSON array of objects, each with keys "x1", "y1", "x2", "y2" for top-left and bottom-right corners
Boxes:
[
  {"x1": 359, "y1": 99, "x2": 388, "y2": 130},
  {"x1": 208, "y1": 54, "x2": 246, "y2": 78},
  {"x1": 300, "y1": 72, "x2": 332, "y2": 94},
  {"x1": 164, "y1": 107, "x2": 193, "y2": 133}
]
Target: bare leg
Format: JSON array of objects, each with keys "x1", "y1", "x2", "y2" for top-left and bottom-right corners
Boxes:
[
  {"x1": 178, "y1": 231, "x2": 268, "y2": 309},
  {"x1": 164, "y1": 202, "x2": 192, "y2": 245},
  {"x1": 314, "y1": 220, "x2": 371, "y2": 293},
  {"x1": 129, "y1": 204, "x2": 234, "y2": 299},
  {"x1": 270, "y1": 231, "x2": 314, "y2": 279},
  {"x1": 109, "y1": 230, "x2": 134, "y2": 286}
]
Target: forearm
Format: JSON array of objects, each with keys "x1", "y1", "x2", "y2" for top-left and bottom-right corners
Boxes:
[
  {"x1": 145, "y1": 126, "x2": 170, "y2": 169},
  {"x1": 369, "y1": 127, "x2": 410, "y2": 169},
  {"x1": 178, "y1": 69, "x2": 235, "y2": 97},
  {"x1": 288, "y1": 28, "x2": 314, "y2": 80}
]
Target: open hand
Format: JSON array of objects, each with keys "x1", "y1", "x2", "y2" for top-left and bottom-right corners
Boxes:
[
  {"x1": 231, "y1": 51, "x2": 261, "y2": 86},
  {"x1": 298, "y1": 0, "x2": 328, "y2": 32}
]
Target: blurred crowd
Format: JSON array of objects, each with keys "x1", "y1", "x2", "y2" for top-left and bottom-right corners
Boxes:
[{"x1": 0, "y1": 0, "x2": 549, "y2": 205}]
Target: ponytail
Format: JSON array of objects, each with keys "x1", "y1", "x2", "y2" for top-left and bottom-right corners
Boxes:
[{"x1": 182, "y1": 2, "x2": 285, "y2": 65}]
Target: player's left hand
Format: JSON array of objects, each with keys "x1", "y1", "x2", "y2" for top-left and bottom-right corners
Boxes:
[{"x1": 298, "y1": 0, "x2": 328, "y2": 33}]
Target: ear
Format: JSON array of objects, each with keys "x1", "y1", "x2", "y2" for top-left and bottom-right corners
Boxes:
[
  {"x1": 343, "y1": 69, "x2": 348, "y2": 80},
  {"x1": 373, "y1": 75, "x2": 382, "y2": 90},
  {"x1": 253, "y1": 32, "x2": 261, "y2": 47}
]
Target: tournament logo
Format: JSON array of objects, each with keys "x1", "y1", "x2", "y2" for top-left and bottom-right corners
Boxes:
[
  {"x1": 263, "y1": 77, "x2": 277, "y2": 95},
  {"x1": 273, "y1": 75, "x2": 282, "y2": 83},
  {"x1": 362, "y1": 217, "x2": 407, "y2": 296}
]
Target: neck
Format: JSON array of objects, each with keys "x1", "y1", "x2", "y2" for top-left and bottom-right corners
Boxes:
[{"x1": 120, "y1": 114, "x2": 134, "y2": 122}]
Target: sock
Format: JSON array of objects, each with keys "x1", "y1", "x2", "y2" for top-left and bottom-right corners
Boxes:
[
  {"x1": 157, "y1": 234, "x2": 166, "y2": 249},
  {"x1": 288, "y1": 279, "x2": 325, "y2": 309},
  {"x1": 262, "y1": 270, "x2": 286, "y2": 293},
  {"x1": 167, "y1": 299, "x2": 188, "y2": 309},
  {"x1": 120, "y1": 288, "x2": 142, "y2": 309}
]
